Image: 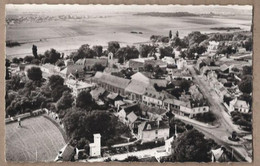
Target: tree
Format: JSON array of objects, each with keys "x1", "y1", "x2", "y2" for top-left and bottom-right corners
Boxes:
[
  {"x1": 153, "y1": 65, "x2": 164, "y2": 79},
  {"x1": 242, "y1": 66, "x2": 252, "y2": 75},
  {"x1": 159, "y1": 46, "x2": 174, "y2": 59},
  {"x1": 243, "y1": 37, "x2": 253, "y2": 51},
  {"x1": 24, "y1": 56, "x2": 34, "y2": 63},
  {"x1": 108, "y1": 41, "x2": 120, "y2": 54},
  {"x1": 52, "y1": 85, "x2": 71, "y2": 102},
  {"x1": 169, "y1": 30, "x2": 172, "y2": 39},
  {"x1": 238, "y1": 75, "x2": 252, "y2": 94},
  {"x1": 144, "y1": 63, "x2": 154, "y2": 72},
  {"x1": 32, "y1": 44, "x2": 38, "y2": 59},
  {"x1": 139, "y1": 44, "x2": 156, "y2": 58},
  {"x1": 170, "y1": 129, "x2": 215, "y2": 162},
  {"x1": 92, "y1": 45, "x2": 103, "y2": 57},
  {"x1": 63, "y1": 109, "x2": 121, "y2": 146},
  {"x1": 31, "y1": 59, "x2": 40, "y2": 65},
  {"x1": 77, "y1": 44, "x2": 97, "y2": 59},
  {"x1": 6, "y1": 75, "x2": 25, "y2": 91},
  {"x1": 48, "y1": 75, "x2": 64, "y2": 90},
  {"x1": 56, "y1": 59, "x2": 65, "y2": 67},
  {"x1": 115, "y1": 46, "x2": 139, "y2": 64},
  {"x1": 12, "y1": 57, "x2": 20, "y2": 64},
  {"x1": 57, "y1": 91, "x2": 74, "y2": 110},
  {"x1": 27, "y1": 67, "x2": 42, "y2": 81},
  {"x1": 180, "y1": 79, "x2": 191, "y2": 92},
  {"x1": 44, "y1": 48, "x2": 61, "y2": 64},
  {"x1": 176, "y1": 31, "x2": 179, "y2": 38},
  {"x1": 5, "y1": 59, "x2": 11, "y2": 80},
  {"x1": 76, "y1": 91, "x2": 95, "y2": 110},
  {"x1": 187, "y1": 31, "x2": 208, "y2": 46},
  {"x1": 91, "y1": 63, "x2": 105, "y2": 72}
]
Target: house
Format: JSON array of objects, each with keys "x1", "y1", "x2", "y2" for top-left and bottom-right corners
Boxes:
[
  {"x1": 125, "y1": 72, "x2": 167, "y2": 101},
  {"x1": 75, "y1": 58, "x2": 108, "y2": 70},
  {"x1": 107, "y1": 92, "x2": 123, "y2": 106},
  {"x1": 176, "y1": 58, "x2": 187, "y2": 70},
  {"x1": 117, "y1": 104, "x2": 140, "y2": 129},
  {"x1": 166, "y1": 65, "x2": 177, "y2": 75},
  {"x1": 179, "y1": 101, "x2": 209, "y2": 118},
  {"x1": 142, "y1": 88, "x2": 166, "y2": 108},
  {"x1": 65, "y1": 79, "x2": 93, "y2": 96},
  {"x1": 92, "y1": 72, "x2": 130, "y2": 96},
  {"x1": 41, "y1": 63, "x2": 61, "y2": 77},
  {"x1": 137, "y1": 121, "x2": 169, "y2": 143},
  {"x1": 161, "y1": 56, "x2": 176, "y2": 65},
  {"x1": 125, "y1": 80, "x2": 150, "y2": 101},
  {"x1": 207, "y1": 41, "x2": 219, "y2": 53},
  {"x1": 229, "y1": 98, "x2": 250, "y2": 113},
  {"x1": 163, "y1": 98, "x2": 209, "y2": 118},
  {"x1": 128, "y1": 59, "x2": 145, "y2": 72},
  {"x1": 145, "y1": 59, "x2": 167, "y2": 69},
  {"x1": 90, "y1": 87, "x2": 107, "y2": 105},
  {"x1": 64, "y1": 59, "x2": 74, "y2": 66},
  {"x1": 189, "y1": 84, "x2": 203, "y2": 100},
  {"x1": 171, "y1": 69, "x2": 192, "y2": 81},
  {"x1": 89, "y1": 134, "x2": 101, "y2": 157},
  {"x1": 55, "y1": 144, "x2": 75, "y2": 162},
  {"x1": 59, "y1": 64, "x2": 84, "y2": 79},
  {"x1": 139, "y1": 103, "x2": 168, "y2": 121},
  {"x1": 211, "y1": 147, "x2": 229, "y2": 162}
]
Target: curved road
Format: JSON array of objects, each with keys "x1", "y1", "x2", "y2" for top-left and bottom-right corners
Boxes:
[{"x1": 184, "y1": 65, "x2": 252, "y2": 162}]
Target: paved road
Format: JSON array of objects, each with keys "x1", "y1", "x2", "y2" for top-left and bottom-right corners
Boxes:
[{"x1": 185, "y1": 65, "x2": 252, "y2": 162}]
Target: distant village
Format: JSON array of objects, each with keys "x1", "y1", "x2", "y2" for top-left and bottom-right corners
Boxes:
[{"x1": 6, "y1": 30, "x2": 253, "y2": 162}]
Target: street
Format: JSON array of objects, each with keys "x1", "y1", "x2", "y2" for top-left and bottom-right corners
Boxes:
[{"x1": 185, "y1": 65, "x2": 252, "y2": 162}]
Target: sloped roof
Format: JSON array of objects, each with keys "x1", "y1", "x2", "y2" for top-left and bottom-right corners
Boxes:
[
  {"x1": 107, "y1": 92, "x2": 122, "y2": 100},
  {"x1": 126, "y1": 112, "x2": 138, "y2": 124},
  {"x1": 131, "y1": 72, "x2": 150, "y2": 84},
  {"x1": 95, "y1": 72, "x2": 130, "y2": 89},
  {"x1": 129, "y1": 59, "x2": 144, "y2": 68},
  {"x1": 60, "y1": 65, "x2": 83, "y2": 76},
  {"x1": 122, "y1": 104, "x2": 141, "y2": 115},
  {"x1": 125, "y1": 80, "x2": 149, "y2": 95},
  {"x1": 90, "y1": 87, "x2": 106, "y2": 100},
  {"x1": 56, "y1": 144, "x2": 75, "y2": 161},
  {"x1": 75, "y1": 58, "x2": 108, "y2": 66},
  {"x1": 231, "y1": 98, "x2": 249, "y2": 108},
  {"x1": 139, "y1": 121, "x2": 169, "y2": 131},
  {"x1": 144, "y1": 89, "x2": 166, "y2": 100},
  {"x1": 139, "y1": 103, "x2": 167, "y2": 115},
  {"x1": 66, "y1": 79, "x2": 93, "y2": 90},
  {"x1": 150, "y1": 79, "x2": 168, "y2": 87}
]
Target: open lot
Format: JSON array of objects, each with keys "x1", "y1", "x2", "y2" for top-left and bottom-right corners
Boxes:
[{"x1": 5, "y1": 116, "x2": 66, "y2": 161}]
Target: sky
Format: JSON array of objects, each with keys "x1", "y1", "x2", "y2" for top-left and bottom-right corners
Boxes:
[{"x1": 6, "y1": 4, "x2": 252, "y2": 16}]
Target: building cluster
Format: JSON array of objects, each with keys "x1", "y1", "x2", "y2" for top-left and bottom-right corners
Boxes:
[{"x1": 196, "y1": 56, "x2": 251, "y2": 114}]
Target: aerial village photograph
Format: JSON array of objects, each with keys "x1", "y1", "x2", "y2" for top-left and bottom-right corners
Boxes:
[{"x1": 5, "y1": 4, "x2": 253, "y2": 163}]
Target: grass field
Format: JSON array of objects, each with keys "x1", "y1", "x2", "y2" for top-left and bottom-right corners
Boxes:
[{"x1": 5, "y1": 116, "x2": 66, "y2": 162}]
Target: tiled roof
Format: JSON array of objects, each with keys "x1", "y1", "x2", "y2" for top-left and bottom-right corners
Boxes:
[
  {"x1": 125, "y1": 80, "x2": 149, "y2": 95},
  {"x1": 75, "y1": 58, "x2": 108, "y2": 66},
  {"x1": 126, "y1": 112, "x2": 138, "y2": 123},
  {"x1": 139, "y1": 121, "x2": 169, "y2": 131},
  {"x1": 95, "y1": 72, "x2": 131, "y2": 89},
  {"x1": 60, "y1": 65, "x2": 83, "y2": 76},
  {"x1": 90, "y1": 87, "x2": 106, "y2": 100},
  {"x1": 144, "y1": 89, "x2": 166, "y2": 100}
]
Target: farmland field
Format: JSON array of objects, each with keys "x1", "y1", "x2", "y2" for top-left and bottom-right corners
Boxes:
[
  {"x1": 5, "y1": 116, "x2": 66, "y2": 161},
  {"x1": 6, "y1": 5, "x2": 252, "y2": 59}
]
